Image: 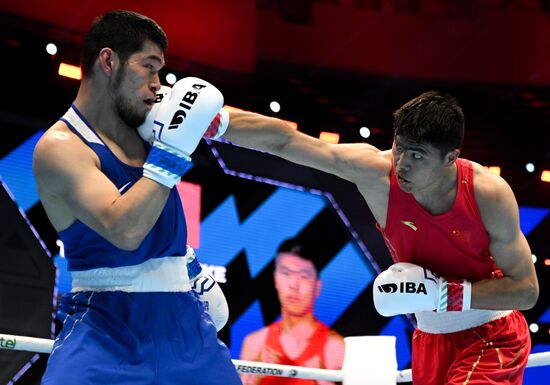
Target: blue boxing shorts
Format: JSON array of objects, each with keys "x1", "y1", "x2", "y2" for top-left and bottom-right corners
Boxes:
[{"x1": 41, "y1": 263, "x2": 242, "y2": 385}]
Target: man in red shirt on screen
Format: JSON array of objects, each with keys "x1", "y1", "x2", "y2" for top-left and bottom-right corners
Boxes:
[{"x1": 239, "y1": 237, "x2": 345, "y2": 385}]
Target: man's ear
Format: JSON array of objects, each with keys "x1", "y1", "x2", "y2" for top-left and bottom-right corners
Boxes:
[
  {"x1": 445, "y1": 149, "x2": 460, "y2": 166},
  {"x1": 315, "y1": 279, "x2": 322, "y2": 299},
  {"x1": 98, "y1": 48, "x2": 116, "y2": 76}
]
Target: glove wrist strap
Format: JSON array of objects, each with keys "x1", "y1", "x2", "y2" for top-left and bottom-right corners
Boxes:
[
  {"x1": 437, "y1": 278, "x2": 471, "y2": 312},
  {"x1": 143, "y1": 141, "x2": 190, "y2": 188},
  {"x1": 204, "y1": 108, "x2": 229, "y2": 140},
  {"x1": 184, "y1": 245, "x2": 203, "y2": 282}
]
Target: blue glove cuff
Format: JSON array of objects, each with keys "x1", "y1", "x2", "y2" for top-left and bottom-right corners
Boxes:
[
  {"x1": 143, "y1": 141, "x2": 190, "y2": 188},
  {"x1": 187, "y1": 254, "x2": 203, "y2": 281}
]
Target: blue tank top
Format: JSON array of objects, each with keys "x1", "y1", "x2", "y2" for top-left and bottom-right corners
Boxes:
[{"x1": 57, "y1": 105, "x2": 188, "y2": 271}]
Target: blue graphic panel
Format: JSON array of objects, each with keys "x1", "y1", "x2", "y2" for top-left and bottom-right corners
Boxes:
[
  {"x1": 198, "y1": 188, "x2": 326, "y2": 277},
  {"x1": 522, "y1": 344, "x2": 550, "y2": 385},
  {"x1": 316, "y1": 242, "x2": 375, "y2": 326},
  {"x1": 379, "y1": 315, "x2": 412, "y2": 370},
  {"x1": 0, "y1": 131, "x2": 43, "y2": 211},
  {"x1": 519, "y1": 206, "x2": 549, "y2": 236},
  {"x1": 538, "y1": 307, "x2": 550, "y2": 323}
]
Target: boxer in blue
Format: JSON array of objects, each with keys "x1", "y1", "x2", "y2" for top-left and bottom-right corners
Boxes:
[{"x1": 33, "y1": 10, "x2": 241, "y2": 384}]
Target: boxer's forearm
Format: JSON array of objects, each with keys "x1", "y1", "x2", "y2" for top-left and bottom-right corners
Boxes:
[
  {"x1": 471, "y1": 276, "x2": 538, "y2": 310},
  {"x1": 224, "y1": 111, "x2": 295, "y2": 153},
  {"x1": 104, "y1": 178, "x2": 171, "y2": 250}
]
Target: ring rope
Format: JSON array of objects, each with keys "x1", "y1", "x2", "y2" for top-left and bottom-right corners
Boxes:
[{"x1": 2, "y1": 333, "x2": 550, "y2": 383}]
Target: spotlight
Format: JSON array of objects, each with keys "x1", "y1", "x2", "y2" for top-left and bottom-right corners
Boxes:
[
  {"x1": 46, "y1": 43, "x2": 57, "y2": 55},
  {"x1": 532, "y1": 254, "x2": 537, "y2": 264},
  {"x1": 529, "y1": 323, "x2": 539, "y2": 333},
  {"x1": 525, "y1": 163, "x2": 535, "y2": 173},
  {"x1": 165, "y1": 73, "x2": 177, "y2": 85},
  {"x1": 270, "y1": 101, "x2": 281, "y2": 113},
  {"x1": 359, "y1": 126, "x2": 371, "y2": 139}
]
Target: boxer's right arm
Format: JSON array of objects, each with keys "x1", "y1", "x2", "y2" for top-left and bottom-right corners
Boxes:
[
  {"x1": 219, "y1": 110, "x2": 390, "y2": 186},
  {"x1": 33, "y1": 77, "x2": 223, "y2": 250},
  {"x1": 33, "y1": 128, "x2": 170, "y2": 250}
]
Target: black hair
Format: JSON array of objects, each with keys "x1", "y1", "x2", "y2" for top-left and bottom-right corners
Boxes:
[
  {"x1": 393, "y1": 90, "x2": 465, "y2": 157},
  {"x1": 276, "y1": 237, "x2": 320, "y2": 275},
  {"x1": 81, "y1": 10, "x2": 168, "y2": 77}
]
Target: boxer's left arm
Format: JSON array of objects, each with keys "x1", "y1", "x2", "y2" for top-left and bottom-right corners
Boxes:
[
  {"x1": 207, "y1": 110, "x2": 389, "y2": 187},
  {"x1": 470, "y1": 166, "x2": 539, "y2": 310}
]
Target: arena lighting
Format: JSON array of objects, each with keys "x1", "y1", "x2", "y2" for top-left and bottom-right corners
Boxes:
[
  {"x1": 530, "y1": 323, "x2": 539, "y2": 333},
  {"x1": 269, "y1": 101, "x2": 281, "y2": 113},
  {"x1": 532, "y1": 254, "x2": 537, "y2": 264},
  {"x1": 544, "y1": 258, "x2": 550, "y2": 266},
  {"x1": 319, "y1": 131, "x2": 340, "y2": 144},
  {"x1": 58, "y1": 63, "x2": 82, "y2": 80},
  {"x1": 526, "y1": 163, "x2": 535, "y2": 173},
  {"x1": 45, "y1": 43, "x2": 57, "y2": 55},
  {"x1": 223, "y1": 105, "x2": 298, "y2": 129},
  {"x1": 165, "y1": 73, "x2": 177, "y2": 85},
  {"x1": 359, "y1": 126, "x2": 371, "y2": 139},
  {"x1": 487, "y1": 166, "x2": 501, "y2": 175},
  {"x1": 541, "y1": 170, "x2": 550, "y2": 182}
]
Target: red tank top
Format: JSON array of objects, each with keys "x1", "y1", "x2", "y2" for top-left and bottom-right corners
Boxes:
[
  {"x1": 259, "y1": 320, "x2": 330, "y2": 385},
  {"x1": 377, "y1": 158, "x2": 501, "y2": 282}
]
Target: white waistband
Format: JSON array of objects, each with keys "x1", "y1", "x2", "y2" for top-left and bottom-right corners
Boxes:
[
  {"x1": 71, "y1": 256, "x2": 191, "y2": 293},
  {"x1": 415, "y1": 309, "x2": 512, "y2": 334}
]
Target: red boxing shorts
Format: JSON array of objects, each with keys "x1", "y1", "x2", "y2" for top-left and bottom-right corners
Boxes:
[{"x1": 412, "y1": 310, "x2": 530, "y2": 385}]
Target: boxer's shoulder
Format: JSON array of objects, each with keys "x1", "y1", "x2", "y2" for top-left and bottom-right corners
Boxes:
[{"x1": 34, "y1": 122, "x2": 99, "y2": 186}]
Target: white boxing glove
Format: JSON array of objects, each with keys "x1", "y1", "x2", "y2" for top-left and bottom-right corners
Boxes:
[
  {"x1": 137, "y1": 85, "x2": 172, "y2": 144},
  {"x1": 204, "y1": 107, "x2": 230, "y2": 140},
  {"x1": 373, "y1": 262, "x2": 471, "y2": 317},
  {"x1": 141, "y1": 77, "x2": 224, "y2": 188},
  {"x1": 186, "y1": 246, "x2": 229, "y2": 331}
]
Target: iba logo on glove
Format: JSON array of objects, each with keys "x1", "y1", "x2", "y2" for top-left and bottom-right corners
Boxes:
[
  {"x1": 377, "y1": 281, "x2": 427, "y2": 295},
  {"x1": 168, "y1": 83, "x2": 207, "y2": 130}
]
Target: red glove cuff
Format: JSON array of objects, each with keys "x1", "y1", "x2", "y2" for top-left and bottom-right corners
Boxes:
[{"x1": 437, "y1": 278, "x2": 472, "y2": 312}]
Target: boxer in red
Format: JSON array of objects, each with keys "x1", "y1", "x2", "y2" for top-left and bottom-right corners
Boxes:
[{"x1": 209, "y1": 91, "x2": 539, "y2": 384}]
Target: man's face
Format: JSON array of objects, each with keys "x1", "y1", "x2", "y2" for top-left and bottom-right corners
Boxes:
[
  {"x1": 274, "y1": 253, "x2": 321, "y2": 318},
  {"x1": 392, "y1": 135, "x2": 456, "y2": 193},
  {"x1": 109, "y1": 40, "x2": 165, "y2": 127}
]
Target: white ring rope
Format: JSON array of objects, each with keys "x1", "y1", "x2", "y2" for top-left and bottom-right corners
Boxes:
[{"x1": 2, "y1": 333, "x2": 550, "y2": 383}]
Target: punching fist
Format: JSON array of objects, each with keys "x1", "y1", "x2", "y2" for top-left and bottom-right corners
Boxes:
[
  {"x1": 141, "y1": 77, "x2": 224, "y2": 188},
  {"x1": 373, "y1": 262, "x2": 471, "y2": 317},
  {"x1": 186, "y1": 247, "x2": 229, "y2": 331}
]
